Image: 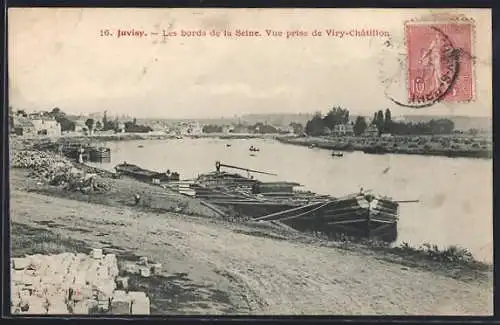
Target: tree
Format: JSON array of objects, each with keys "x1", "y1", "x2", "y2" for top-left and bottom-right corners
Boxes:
[
  {"x1": 322, "y1": 106, "x2": 349, "y2": 129},
  {"x1": 289, "y1": 122, "x2": 304, "y2": 134},
  {"x1": 353, "y1": 116, "x2": 368, "y2": 136},
  {"x1": 370, "y1": 110, "x2": 385, "y2": 134},
  {"x1": 95, "y1": 121, "x2": 103, "y2": 130},
  {"x1": 384, "y1": 108, "x2": 392, "y2": 133},
  {"x1": 85, "y1": 118, "x2": 95, "y2": 134},
  {"x1": 102, "y1": 110, "x2": 109, "y2": 130},
  {"x1": 305, "y1": 112, "x2": 325, "y2": 136},
  {"x1": 202, "y1": 124, "x2": 223, "y2": 133},
  {"x1": 59, "y1": 118, "x2": 76, "y2": 132}
]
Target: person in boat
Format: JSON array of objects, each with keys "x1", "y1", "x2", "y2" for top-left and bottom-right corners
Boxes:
[{"x1": 215, "y1": 161, "x2": 221, "y2": 173}]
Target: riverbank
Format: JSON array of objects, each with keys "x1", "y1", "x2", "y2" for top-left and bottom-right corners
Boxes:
[
  {"x1": 11, "y1": 131, "x2": 492, "y2": 159},
  {"x1": 277, "y1": 135, "x2": 493, "y2": 159},
  {"x1": 10, "y1": 132, "x2": 279, "y2": 144},
  {"x1": 8, "y1": 145, "x2": 493, "y2": 314},
  {"x1": 9, "y1": 173, "x2": 493, "y2": 315}
]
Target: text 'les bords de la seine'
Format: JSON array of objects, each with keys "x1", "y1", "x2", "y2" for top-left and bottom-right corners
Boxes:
[{"x1": 100, "y1": 28, "x2": 390, "y2": 39}]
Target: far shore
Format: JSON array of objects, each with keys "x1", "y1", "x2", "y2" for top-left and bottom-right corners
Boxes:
[
  {"x1": 11, "y1": 131, "x2": 492, "y2": 159},
  {"x1": 276, "y1": 135, "x2": 492, "y2": 159}
]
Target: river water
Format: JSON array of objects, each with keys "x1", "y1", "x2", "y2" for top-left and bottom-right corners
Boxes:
[{"x1": 88, "y1": 138, "x2": 493, "y2": 263}]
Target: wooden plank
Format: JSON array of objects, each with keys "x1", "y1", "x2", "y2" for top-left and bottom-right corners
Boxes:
[
  {"x1": 273, "y1": 201, "x2": 333, "y2": 222},
  {"x1": 369, "y1": 223, "x2": 395, "y2": 235},
  {"x1": 319, "y1": 210, "x2": 367, "y2": 221},
  {"x1": 269, "y1": 221, "x2": 301, "y2": 233},
  {"x1": 323, "y1": 206, "x2": 365, "y2": 215},
  {"x1": 253, "y1": 201, "x2": 326, "y2": 221},
  {"x1": 327, "y1": 218, "x2": 367, "y2": 225},
  {"x1": 199, "y1": 200, "x2": 229, "y2": 218}
]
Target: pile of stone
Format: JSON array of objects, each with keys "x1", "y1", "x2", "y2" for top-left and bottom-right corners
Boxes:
[
  {"x1": 11, "y1": 250, "x2": 150, "y2": 315},
  {"x1": 11, "y1": 150, "x2": 110, "y2": 193},
  {"x1": 10, "y1": 150, "x2": 71, "y2": 169}
]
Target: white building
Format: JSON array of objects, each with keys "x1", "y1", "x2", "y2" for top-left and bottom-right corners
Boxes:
[
  {"x1": 332, "y1": 123, "x2": 354, "y2": 136},
  {"x1": 30, "y1": 118, "x2": 61, "y2": 137},
  {"x1": 363, "y1": 124, "x2": 379, "y2": 137}
]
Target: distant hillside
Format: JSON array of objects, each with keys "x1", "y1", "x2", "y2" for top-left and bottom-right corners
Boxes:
[
  {"x1": 139, "y1": 113, "x2": 315, "y2": 126},
  {"x1": 239, "y1": 113, "x2": 315, "y2": 126},
  {"x1": 106, "y1": 112, "x2": 492, "y2": 132}
]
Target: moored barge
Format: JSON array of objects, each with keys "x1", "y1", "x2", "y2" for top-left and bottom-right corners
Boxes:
[
  {"x1": 114, "y1": 162, "x2": 180, "y2": 183},
  {"x1": 191, "y1": 161, "x2": 399, "y2": 242}
]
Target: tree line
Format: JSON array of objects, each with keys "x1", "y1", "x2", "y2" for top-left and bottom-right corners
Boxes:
[
  {"x1": 305, "y1": 106, "x2": 455, "y2": 136},
  {"x1": 202, "y1": 122, "x2": 304, "y2": 134}
]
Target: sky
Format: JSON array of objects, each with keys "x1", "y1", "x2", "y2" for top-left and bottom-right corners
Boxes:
[{"x1": 8, "y1": 8, "x2": 492, "y2": 119}]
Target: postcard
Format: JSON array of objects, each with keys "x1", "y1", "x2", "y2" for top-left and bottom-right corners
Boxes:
[{"x1": 8, "y1": 8, "x2": 492, "y2": 316}]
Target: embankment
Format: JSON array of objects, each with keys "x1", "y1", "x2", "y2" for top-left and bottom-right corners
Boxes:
[
  {"x1": 277, "y1": 135, "x2": 492, "y2": 159},
  {"x1": 8, "y1": 146, "x2": 493, "y2": 315},
  {"x1": 10, "y1": 186, "x2": 493, "y2": 315}
]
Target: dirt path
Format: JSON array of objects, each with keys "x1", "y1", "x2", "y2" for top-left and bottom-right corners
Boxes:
[{"x1": 10, "y1": 190, "x2": 493, "y2": 315}]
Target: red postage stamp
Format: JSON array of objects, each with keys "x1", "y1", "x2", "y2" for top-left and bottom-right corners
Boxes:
[{"x1": 405, "y1": 18, "x2": 474, "y2": 104}]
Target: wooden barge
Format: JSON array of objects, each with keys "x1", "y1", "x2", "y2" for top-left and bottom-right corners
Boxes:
[
  {"x1": 190, "y1": 161, "x2": 399, "y2": 242},
  {"x1": 114, "y1": 162, "x2": 180, "y2": 183}
]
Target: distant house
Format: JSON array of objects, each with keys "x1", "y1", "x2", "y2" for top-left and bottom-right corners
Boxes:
[
  {"x1": 117, "y1": 123, "x2": 126, "y2": 133},
  {"x1": 31, "y1": 118, "x2": 61, "y2": 137},
  {"x1": 12, "y1": 116, "x2": 36, "y2": 136},
  {"x1": 333, "y1": 123, "x2": 354, "y2": 136},
  {"x1": 363, "y1": 124, "x2": 379, "y2": 137},
  {"x1": 74, "y1": 120, "x2": 88, "y2": 133},
  {"x1": 380, "y1": 133, "x2": 393, "y2": 139}
]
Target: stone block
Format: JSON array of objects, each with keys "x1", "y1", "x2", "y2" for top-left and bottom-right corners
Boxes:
[
  {"x1": 116, "y1": 277, "x2": 129, "y2": 290},
  {"x1": 123, "y1": 262, "x2": 140, "y2": 274},
  {"x1": 22, "y1": 296, "x2": 47, "y2": 314},
  {"x1": 11, "y1": 305, "x2": 21, "y2": 314},
  {"x1": 73, "y1": 299, "x2": 97, "y2": 315},
  {"x1": 150, "y1": 263, "x2": 162, "y2": 274},
  {"x1": 91, "y1": 249, "x2": 103, "y2": 259},
  {"x1": 28, "y1": 255, "x2": 44, "y2": 270},
  {"x1": 12, "y1": 258, "x2": 31, "y2": 270},
  {"x1": 20, "y1": 288, "x2": 32, "y2": 299},
  {"x1": 139, "y1": 266, "x2": 150, "y2": 277},
  {"x1": 97, "y1": 299, "x2": 110, "y2": 312},
  {"x1": 93, "y1": 281, "x2": 115, "y2": 301},
  {"x1": 70, "y1": 285, "x2": 93, "y2": 302},
  {"x1": 11, "y1": 296, "x2": 21, "y2": 309},
  {"x1": 104, "y1": 254, "x2": 117, "y2": 265},
  {"x1": 11, "y1": 270, "x2": 25, "y2": 284},
  {"x1": 131, "y1": 296, "x2": 150, "y2": 315},
  {"x1": 46, "y1": 298, "x2": 69, "y2": 314},
  {"x1": 111, "y1": 291, "x2": 131, "y2": 315}
]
